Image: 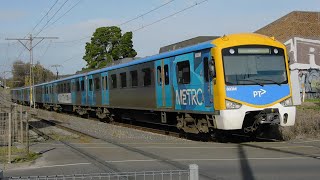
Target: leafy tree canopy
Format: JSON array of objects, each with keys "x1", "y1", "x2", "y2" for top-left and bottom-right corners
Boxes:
[
  {"x1": 11, "y1": 60, "x2": 55, "y2": 88},
  {"x1": 83, "y1": 26, "x2": 137, "y2": 70}
]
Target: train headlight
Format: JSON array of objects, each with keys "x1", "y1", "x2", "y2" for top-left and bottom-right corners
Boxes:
[
  {"x1": 225, "y1": 100, "x2": 242, "y2": 109},
  {"x1": 280, "y1": 98, "x2": 293, "y2": 107}
]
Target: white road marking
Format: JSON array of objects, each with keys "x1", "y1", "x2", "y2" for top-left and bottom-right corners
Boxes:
[
  {"x1": 293, "y1": 140, "x2": 320, "y2": 143},
  {"x1": 106, "y1": 156, "x2": 307, "y2": 163},
  {"x1": 8, "y1": 156, "x2": 308, "y2": 171},
  {"x1": 8, "y1": 162, "x2": 91, "y2": 171}
]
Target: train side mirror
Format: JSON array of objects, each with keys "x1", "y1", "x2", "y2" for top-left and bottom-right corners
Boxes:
[{"x1": 209, "y1": 57, "x2": 216, "y2": 78}]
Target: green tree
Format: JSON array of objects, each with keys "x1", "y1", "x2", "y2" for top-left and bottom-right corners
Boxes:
[
  {"x1": 11, "y1": 60, "x2": 55, "y2": 88},
  {"x1": 83, "y1": 26, "x2": 137, "y2": 69}
]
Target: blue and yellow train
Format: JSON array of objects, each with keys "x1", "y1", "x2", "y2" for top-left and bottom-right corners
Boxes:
[{"x1": 11, "y1": 33, "x2": 296, "y2": 135}]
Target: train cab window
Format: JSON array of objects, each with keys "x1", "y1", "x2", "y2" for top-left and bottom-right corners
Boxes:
[
  {"x1": 89, "y1": 79, "x2": 93, "y2": 91},
  {"x1": 177, "y1": 61, "x2": 190, "y2": 84},
  {"x1": 95, "y1": 77, "x2": 100, "y2": 90},
  {"x1": 111, "y1": 74, "x2": 117, "y2": 89},
  {"x1": 164, "y1": 65, "x2": 169, "y2": 85},
  {"x1": 130, "y1": 70, "x2": 138, "y2": 87},
  {"x1": 81, "y1": 80, "x2": 85, "y2": 91},
  {"x1": 157, "y1": 66, "x2": 162, "y2": 85},
  {"x1": 120, "y1": 72, "x2": 127, "y2": 88},
  {"x1": 142, "y1": 68, "x2": 151, "y2": 86},
  {"x1": 203, "y1": 57, "x2": 209, "y2": 82}
]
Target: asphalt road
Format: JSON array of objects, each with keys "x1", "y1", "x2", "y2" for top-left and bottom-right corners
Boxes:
[{"x1": 4, "y1": 138, "x2": 320, "y2": 180}]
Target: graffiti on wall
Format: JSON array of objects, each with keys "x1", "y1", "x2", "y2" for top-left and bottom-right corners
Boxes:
[{"x1": 285, "y1": 37, "x2": 320, "y2": 99}]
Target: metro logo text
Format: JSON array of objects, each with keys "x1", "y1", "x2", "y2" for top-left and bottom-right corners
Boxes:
[{"x1": 175, "y1": 88, "x2": 203, "y2": 106}]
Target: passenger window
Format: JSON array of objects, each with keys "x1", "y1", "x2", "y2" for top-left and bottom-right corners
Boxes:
[
  {"x1": 111, "y1": 74, "x2": 117, "y2": 89},
  {"x1": 76, "y1": 81, "x2": 80, "y2": 91},
  {"x1": 66, "y1": 83, "x2": 68, "y2": 93},
  {"x1": 157, "y1": 66, "x2": 162, "y2": 85},
  {"x1": 89, "y1": 79, "x2": 93, "y2": 91},
  {"x1": 142, "y1": 68, "x2": 151, "y2": 86},
  {"x1": 120, "y1": 72, "x2": 127, "y2": 88},
  {"x1": 177, "y1": 61, "x2": 190, "y2": 84},
  {"x1": 164, "y1": 65, "x2": 169, "y2": 85},
  {"x1": 104, "y1": 76, "x2": 108, "y2": 90},
  {"x1": 81, "y1": 80, "x2": 85, "y2": 91},
  {"x1": 203, "y1": 57, "x2": 209, "y2": 82},
  {"x1": 95, "y1": 77, "x2": 100, "y2": 90},
  {"x1": 130, "y1": 70, "x2": 138, "y2": 87}
]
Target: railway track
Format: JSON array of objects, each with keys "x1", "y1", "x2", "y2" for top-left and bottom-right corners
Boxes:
[
  {"x1": 29, "y1": 121, "x2": 122, "y2": 174},
  {"x1": 31, "y1": 117, "x2": 219, "y2": 180}
]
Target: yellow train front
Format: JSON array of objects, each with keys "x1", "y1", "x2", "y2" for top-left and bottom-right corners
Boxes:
[{"x1": 211, "y1": 33, "x2": 296, "y2": 134}]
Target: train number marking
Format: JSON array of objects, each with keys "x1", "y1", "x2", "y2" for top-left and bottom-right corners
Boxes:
[
  {"x1": 175, "y1": 88, "x2": 203, "y2": 106},
  {"x1": 253, "y1": 89, "x2": 266, "y2": 98}
]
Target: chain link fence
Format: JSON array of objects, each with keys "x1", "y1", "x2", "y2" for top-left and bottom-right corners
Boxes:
[
  {"x1": 0, "y1": 104, "x2": 29, "y2": 170},
  {"x1": 5, "y1": 164, "x2": 199, "y2": 180}
]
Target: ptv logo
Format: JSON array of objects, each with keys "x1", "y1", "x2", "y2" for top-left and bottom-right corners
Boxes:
[{"x1": 253, "y1": 89, "x2": 266, "y2": 98}]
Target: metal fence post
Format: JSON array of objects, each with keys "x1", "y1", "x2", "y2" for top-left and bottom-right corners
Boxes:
[
  {"x1": 189, "y1": 164, "x2": 199, "y2": 180},
  {"x1": 0, "y1": 167, "x2": 3, "y2": 180},
  {"x1": 14, "y1": 104, "x2": 18, "y2": 142},
  {"x1": 25, "y1": 111, "x2": 29, "y2": 154},
  {"x1": 20, "y1": 105, "x2": 23, "y2": 143},
  {"x1": 8, "y1": 113, "x2": 11, "y2": 164}
]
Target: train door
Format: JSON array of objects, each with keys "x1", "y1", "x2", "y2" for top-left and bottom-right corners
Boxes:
[
  {"x1": 53, "y1": 83, "x2": 58, "y2": 104},
  {"x1": 80, "y1": 77, "x2": 86, "y2": 105},
  {"x1": 87, "y1": 75, "x2": 94, "y2": 106},
  {"x1": 155, "y1": 58, "x2": 172, "y2": 108},
  {"x1": 101, "y1": 72, "x2": 109, "y2": 105},
  {"x1": 49, "y1": 84, "x2": 53, "y2": 104},
  {"x1": 71, "y1": 79, "x2": 76, "y2": 104},
  {"x1": 173, "y1": 52, "x2": 208, "y2": 112},
  {"x1": 201, "y1": 49, "x2": 214, "y2": 109},
  {"x1": 93, "y1": 74, "x2": 100, "y2": 106}
]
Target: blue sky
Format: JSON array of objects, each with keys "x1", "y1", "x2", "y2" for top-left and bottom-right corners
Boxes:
[{"x1": 0, "y1": 0, "x2": 319, "y2": 75}]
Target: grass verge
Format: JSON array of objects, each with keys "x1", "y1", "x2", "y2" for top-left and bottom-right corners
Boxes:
[{"x1": 281, "y1": 100, "x2": 320, "y2": 140}]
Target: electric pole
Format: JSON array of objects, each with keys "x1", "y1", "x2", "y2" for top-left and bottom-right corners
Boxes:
[
  {"x1": 50, "y1": 64, "x2": 62, "y2": 79},
  {"x1": 6, "y1": 34, "x2": 58, "y2": 109}
]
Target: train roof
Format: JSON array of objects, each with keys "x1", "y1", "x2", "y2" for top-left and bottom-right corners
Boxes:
[{"x1": 12, "y1": 40, "x2": 215, "y2": 90}]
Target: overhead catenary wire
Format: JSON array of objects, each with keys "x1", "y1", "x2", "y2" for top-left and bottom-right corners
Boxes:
[
  {"x1": 118, "y1": 0, "x2": 176, "y2": 26},
  {"x1": 34, "y1": 0, "x2": 71, "y2": 37},
  {"x1": 12, "y1": 0, "x2": 60, "y2": 61},
  {"x1": 43, "y1": 0, "x2": 83, "y2": 32},
  {"x1": 54, "y1": 0, "x2": 176, "y2": 43},
  {"x1": 59, "y1": 0, "x2": 209, "y2": 65},
  {"x1": 133, "y1": 0, "x2": 209, "y2": 32},
  {"x1": 31, "y1": 0, "x2": 60, "y2": 33}
]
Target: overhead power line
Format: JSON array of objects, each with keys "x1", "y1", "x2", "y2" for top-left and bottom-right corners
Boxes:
[
  {"x1": 43, "y1": 0, "x2": 83, "y2": 32},
  {"x1": 31, "y1": 0, "x2": 60, "y2": 33},
  {"x1": 14, "y1": 0, "x2": 60, "y2": 60},
  {"x1": 34, "y1": 0, "x2": 70, "y2": 37},
  {"x1": 54, "y1": 0, "x2": 176, "y2": 43},
  {"x1": 119, "y1": 0, "x2": 176, "y2": 26},
  {"x1": 133, "y1": 0, "x2": 209, "y2": 32}
]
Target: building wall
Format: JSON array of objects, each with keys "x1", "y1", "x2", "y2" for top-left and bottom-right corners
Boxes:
[
  {"x1": 285, "y1": 37, "x2": 320, "y2": 102},
  {"x1": 256, "y1": 11, "x2": 320, "y2": 42}
]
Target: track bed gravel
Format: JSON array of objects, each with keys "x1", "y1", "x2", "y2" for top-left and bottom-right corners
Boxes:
[{"x1": 36, "y1": 109, "x2": 191, "y2": 144}]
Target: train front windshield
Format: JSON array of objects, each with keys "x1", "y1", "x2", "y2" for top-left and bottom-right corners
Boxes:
[{"x1": 222, "y1": 47, "x2": 288, "y2": 86}]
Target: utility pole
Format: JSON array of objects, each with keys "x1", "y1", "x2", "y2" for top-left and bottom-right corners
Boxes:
[
  {"x1": 50, "y1": 64, "x2": 62, "y2": 79},
  {"x1": 6, "y1": 34, "x2": 58, "y2": 109}
]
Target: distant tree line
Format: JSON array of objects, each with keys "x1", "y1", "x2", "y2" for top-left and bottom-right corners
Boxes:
[{"x1": 7, "y1": 60, "x2": 55, "y2": 88}]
